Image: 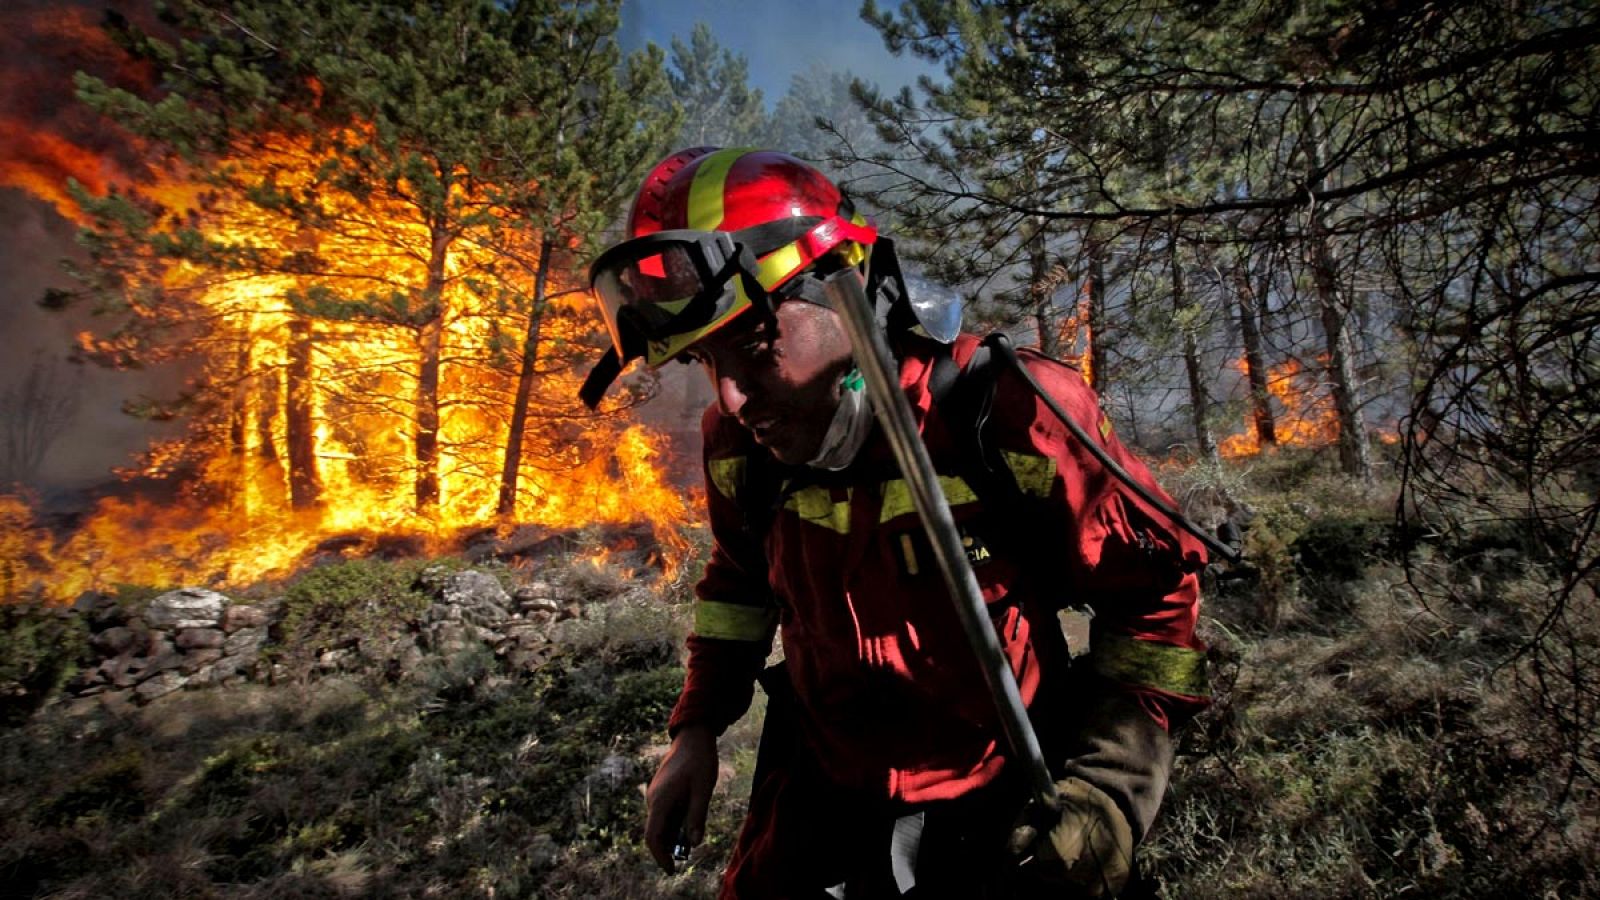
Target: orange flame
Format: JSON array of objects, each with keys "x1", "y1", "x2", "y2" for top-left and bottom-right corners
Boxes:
[
  {"x1": 3, "y1": 121, "x2": 692, "y2": 602},
  {"x1": 1054, "y1": 285, "x2": 1094, "y2": 386},
  {"x1": 1218, "y1": 356, "x2": 1340, "y2": 458}
]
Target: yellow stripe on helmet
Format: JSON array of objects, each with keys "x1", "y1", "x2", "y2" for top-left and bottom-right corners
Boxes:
[{"x1": 686, "y1": 148, "x2": 752, "y2": 232}]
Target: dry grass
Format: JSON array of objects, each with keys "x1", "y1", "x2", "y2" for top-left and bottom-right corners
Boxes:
[{"x1": 4, "y1": 456, "x2": 1597, "y2": 898}]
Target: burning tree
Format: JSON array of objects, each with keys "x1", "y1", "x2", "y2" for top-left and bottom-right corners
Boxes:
[{"x1": 7, "y1": 0, "x2": 686, "y2": 597}]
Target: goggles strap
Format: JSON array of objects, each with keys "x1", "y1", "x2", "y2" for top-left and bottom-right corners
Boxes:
[{"x1": 579, "y1": 346, "x2": 623, "y2": 410}]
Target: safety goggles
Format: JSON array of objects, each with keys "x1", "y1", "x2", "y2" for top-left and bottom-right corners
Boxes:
[
  {"x1": 589, "y1": 229, "x2": 760, "y2": 366},
  {"x1": 580, "y1": 214, "x2": 879, "y2": 408}
]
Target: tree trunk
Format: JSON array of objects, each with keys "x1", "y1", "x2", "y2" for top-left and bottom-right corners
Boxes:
[
  {"x1": 1028, "y1": 217, "x2": 1057, "y2": 356},
  {"x1": 1085, "y1": 231, "x2": 1107, "y2": 388},
  {"x1": 228, "y1": 337, "x2": 250, "y2": 516},
  {"x1": 1299, "y1": 96, "x2": 1373, "y2": 483},
  {"x1": 257, "y1": 367, "x2": 279, "y2": 465},
  {"x1": 285, "y1": 316, "x2": 321, "y2": 509},
  {"x1": 414, "y1": 227, "x2": 450, "y2": 512},
  {"x1": 1171, "y1": 231, "x2": 1218, "y2": 464},
  {"x1": 497, "y1": 234, "x2": 554, "y2": 516},
  {"x1": 1232, "y1": 254, "x2": 1277, "y2": 448}
]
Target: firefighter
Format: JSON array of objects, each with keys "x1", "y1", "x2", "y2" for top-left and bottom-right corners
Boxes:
[{"x1": 582, "y1": 147, "x2": 1209, "y2": 898}]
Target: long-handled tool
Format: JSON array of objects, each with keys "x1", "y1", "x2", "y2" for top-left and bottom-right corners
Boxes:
[{"x1": 822, "y1": 270, "x2": 1060, "y2": 815}]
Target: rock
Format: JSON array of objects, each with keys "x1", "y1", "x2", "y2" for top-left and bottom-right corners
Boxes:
[
  {"x1": 424, "y1": 621, "x2": 471, "y2": 654},
  {"x1": 316, "y1": 648, "x2": 356, "y2": 673},
  {"x1": 439, "y1": 571, "x2": 512, "y2": 627},
  {"x1": 146, "y1": 652, "x2": 185, "y2": 676},
  {"x1": 67, "y1": 666, "x2": 107, "y2": 693},
  {"x1": 221, "y1": 605, "x2": 268, "y2": 633},
  {"x1": 144, "y1": 632, "x2": 176, "y2": 660},
  {"x1": 72, "y1": 591, "x2": 104, "y2": 614},
  {"x1": 391, "y1": 643, "x2": 426, "y2": 681},
  {"x1": 176, "y1": 628, "x2": 226, "y2": 650},
  {"x1": 87, "y1": 594, "x2": 130, "y2": 630},
  {"x1": 134, "y1": 671, "x2": 186, "y2": 704},
  {"x1": 223, "y1": 625, "x2": 268, "y2": 658},
  {"x1": 91, "y1": 626, "x2": 141, "y2": 657},
  {"x1": 505, "y1": 643, "x2": 555, "y2": 672},
  {"x1": 500, "y1": 621, "x2": 547, "y2": 643},
  {"x1": 570, "y1": 754, "x2": 641, "y2": 820},
  {"x1": 518, "y1": 597, "x2": 561, "y2": 616},
  {"x1": 144, "y1": 588, "x2": 229, "y2": 631},
  {"x1": 180, "y1": 648, "x2": 225, "y2": 675},
  {"x1": 102, "y1": 656, "x2": 137, "y2": 688},
  {"x1": 72, "y1": 591, "x2": 121, "y2": 624}
]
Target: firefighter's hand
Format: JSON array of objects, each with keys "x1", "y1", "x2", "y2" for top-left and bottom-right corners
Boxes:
[
  {"x1": 644, "y1": 725, "x2": 718, "y2": 874},
  {"x1": 1010, "y1": 777, "x2": 1135, "y2": 897}
]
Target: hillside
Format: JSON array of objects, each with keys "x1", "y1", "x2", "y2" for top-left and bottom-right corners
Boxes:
[{"x1": 2, "y1": 454, "x2": 1597, "y2": 899}]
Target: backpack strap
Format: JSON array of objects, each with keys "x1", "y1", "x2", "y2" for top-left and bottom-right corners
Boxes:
[{"x1": 934, "y1": 338, "x2": 1078, "y2": 672}]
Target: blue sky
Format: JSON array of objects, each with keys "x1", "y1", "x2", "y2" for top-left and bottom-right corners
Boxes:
[{"x1": 620, "y1": 0, "x2": 938, "y2": 103}]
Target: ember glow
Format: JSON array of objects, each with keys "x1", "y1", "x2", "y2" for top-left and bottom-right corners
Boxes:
[
  {"x1": 1218, "y1": 356, "x2": 1341, "y2": 458},
  {"x1": 2, "y1": 111, "x2": 690, "y2": 602}
]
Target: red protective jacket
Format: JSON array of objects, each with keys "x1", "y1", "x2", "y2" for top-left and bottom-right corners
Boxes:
[{"x1": 668, "y1": 333, "x2": 1209, "y2": 808}]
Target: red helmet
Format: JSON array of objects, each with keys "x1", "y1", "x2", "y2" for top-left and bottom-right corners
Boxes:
[{"x1": 588, "y1": 148, "x2": 878, "y2": 378}]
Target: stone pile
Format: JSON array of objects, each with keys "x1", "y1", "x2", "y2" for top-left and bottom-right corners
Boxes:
[
  {"x1": 70, "y1": 587, "x2": 271, "y2": 704},
  {"x1": 64, "y1": 568, "x2": 591, "y2": 705}
]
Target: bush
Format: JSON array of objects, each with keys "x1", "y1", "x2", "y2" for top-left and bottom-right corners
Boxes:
[
  {"x1": 274, "y1": 557, "x2": 433, "y2": 659},
  {"x1": 0, "y1": 602, "x2": 88, "y2": 726},
  {"x1": 1292, "y1": 515, "x2": 1389, "y2": 585}
]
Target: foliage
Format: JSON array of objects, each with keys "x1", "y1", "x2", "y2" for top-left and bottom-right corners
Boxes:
[
  {"x1": 0, "y1": 582, "x2": 714, "y2": 898},
  {"x1": 0, "y1": 602, "x2": 88, "y2": 725},
  {"x1": 846, "y1": 0, "x2": 1596, "y2": 485},
  {"x1": 666, "y1": 23, "x2": 769, "y2": 149},
  {"x1": 273, "y1": 557, "x2": 433, "y2": 659},
  {"x1": 65, "y1": 0, "x2": 678, "y2": 517},
  {"x1": 2, "y1": 455, "x2": 1598, "y2": 897}
]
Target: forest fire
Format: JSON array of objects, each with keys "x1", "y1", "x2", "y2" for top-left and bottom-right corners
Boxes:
[
  {"x1": 1218, "y1": 356, "x2": 1341, "y2": 458},
  {"x1": 1, "y1": 91, "x2": 692, "y2": 602}
]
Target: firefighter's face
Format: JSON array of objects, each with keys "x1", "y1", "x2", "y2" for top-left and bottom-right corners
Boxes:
[{"x1": 687, "y1": 299, "x2": 855, "y2": 465}]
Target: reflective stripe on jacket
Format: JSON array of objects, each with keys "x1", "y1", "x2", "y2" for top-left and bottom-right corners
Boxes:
[{"x1": 669, "y1": 333, "x2": 1209, "y2": 804}]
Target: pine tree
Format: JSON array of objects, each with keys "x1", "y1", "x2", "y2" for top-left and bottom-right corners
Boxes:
[
  {"x1": 68, "y1": 0, "x2": 675, "y2": 520},
  {"x1": 666, "y1": 22, "x2": 767, "y2": 148}
]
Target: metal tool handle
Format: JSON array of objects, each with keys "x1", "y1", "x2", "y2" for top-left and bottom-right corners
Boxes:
[{"x1": 823, "y1": 270, "x2": 1059, "y2": 813}]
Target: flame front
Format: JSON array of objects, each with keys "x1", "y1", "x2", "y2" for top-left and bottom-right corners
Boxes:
[
  {"x1": 1218, "y1": 356, "x2": 1341, "y2": 458},
  {"x1": 2, "y1": 125, "x2": 692, "y2": 602}
]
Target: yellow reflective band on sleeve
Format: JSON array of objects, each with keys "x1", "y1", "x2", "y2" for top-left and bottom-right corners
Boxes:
[
  {"x1": 708, "y1": 456, "x2": 746, "y2": 501},
  {"x1": 694, "y1": 600, "x2": 778, "y2": 642},
  {"x1": 1090, "y1": 633, "x2": 1210, "y2": 698},
  {"x1": 686, "y1": 148, "x2": 749, "y2": 232},
  {"x1": 1000, "y1": 450, "x2": 1056, "y2": 498},
  {"x1": 879, "y1": 476, "x2": 978, "y2": 523},
  {"x1": 785, "y1": 485, "x2": 852, "y2": 534}
]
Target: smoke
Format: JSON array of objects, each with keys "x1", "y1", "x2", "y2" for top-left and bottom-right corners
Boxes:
[
  {"x1": 624, "y1": 0, "x2": 936, "y2": 103},
  {"x1": 0, "y1": 0, "x2": 176, "y2": 493}
]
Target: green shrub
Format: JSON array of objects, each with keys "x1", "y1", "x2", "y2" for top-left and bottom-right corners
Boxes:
[
  {"x1": 274, "y1": 558, "x2": 433, "y2": 658},
  {"x1": 0, "y1": 602, "x2": 88, "y2": 726},
  {"x1": 1292, "y1": 514, "x2": 1391, "y2": 591},
  {"x1": 30, "y1": 747, "x2": 149, "y2": 827}
]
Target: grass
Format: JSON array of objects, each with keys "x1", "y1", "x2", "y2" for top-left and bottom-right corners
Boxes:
[{"x1": 3, "y1": 449, "x2": 1597, "y2": 897}]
